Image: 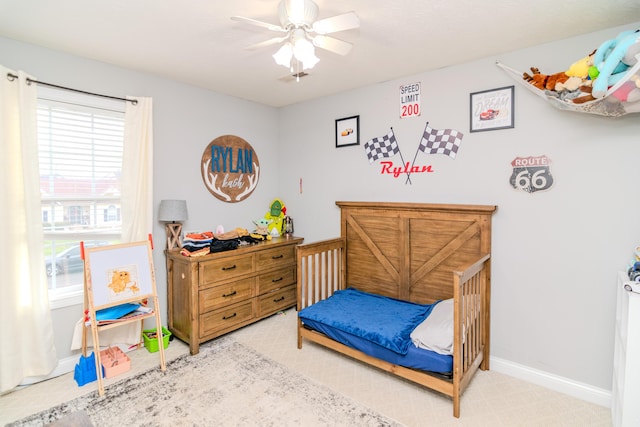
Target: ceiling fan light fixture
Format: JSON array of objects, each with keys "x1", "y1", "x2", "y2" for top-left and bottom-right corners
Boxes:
[
  {"x1": 293, "y1": 37, "x2": 319, "y2": 69},
  {"x1": 234, "y1": 0, "x2": 359, "y2": 75},
  {"x1": 272, "y1": 36, "x2": 319, "y2": 70},
  {"x1": 273, "y1": 43, "x2": 293, "y2": 68},
  {"x1": 301, "y1": 53, "x2": 319, "y2": 70}
]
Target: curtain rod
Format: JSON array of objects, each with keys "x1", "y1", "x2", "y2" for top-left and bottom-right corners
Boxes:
[{"x1": 6, "y1": 72, "x2": 137, "y2": 105}]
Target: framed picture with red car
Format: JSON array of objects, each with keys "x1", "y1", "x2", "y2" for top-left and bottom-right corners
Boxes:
[{"x1": 470, "y1": 86, "x2": 514, "y2": 133}]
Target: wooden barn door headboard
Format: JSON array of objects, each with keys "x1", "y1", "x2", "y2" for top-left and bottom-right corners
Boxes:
[{"x1": 336, "y1": 201, "x2": 497, "y2": 304}]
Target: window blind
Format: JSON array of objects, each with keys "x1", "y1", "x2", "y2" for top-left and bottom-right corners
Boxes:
[{"x1": 37, "y1": 89, "x2": 125, "y2": 293}]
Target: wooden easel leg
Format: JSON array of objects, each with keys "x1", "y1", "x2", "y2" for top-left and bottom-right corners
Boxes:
[
  {"x1": 84, "y1": 264, "x2": 104, "y2": 395},
  {"x1": 153, "y1": 294, "x2": 167, "y2": 370},
  {"x1": 82, "y1": 292, "x2": 88, "y2": 357},
  {"x1": 91, "y1": 322, "x2": 105, "y2": 396}
]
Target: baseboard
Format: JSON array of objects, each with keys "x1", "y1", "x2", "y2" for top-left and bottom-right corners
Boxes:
[
  {"x1": 490, "y1": 356, "x2": 611, "y2": 408},
  {"x1": 19, "y1": 355, "x2": 77, "y2": 386}
]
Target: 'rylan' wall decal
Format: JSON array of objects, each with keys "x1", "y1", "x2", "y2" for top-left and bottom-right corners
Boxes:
[{"x1": 364, "y1": 122, "x2": 464, "y2": 184}]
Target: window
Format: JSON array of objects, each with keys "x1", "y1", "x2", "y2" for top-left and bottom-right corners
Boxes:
[
  {"x1": 38, "y1": 88, "x2": 125, "y2": 304},
  {"x1": 104, "y1": 205, "x2": 120, "y2": 222}
]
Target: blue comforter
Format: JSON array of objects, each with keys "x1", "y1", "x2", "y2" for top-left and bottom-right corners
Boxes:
[{"x1": 298, "y1": 288, "x2": 435, "y2": 355}]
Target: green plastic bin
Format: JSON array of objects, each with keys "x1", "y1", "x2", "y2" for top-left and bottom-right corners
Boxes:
[{"x1": 142, "y1": 326, "x2": 171, "y2": 352}]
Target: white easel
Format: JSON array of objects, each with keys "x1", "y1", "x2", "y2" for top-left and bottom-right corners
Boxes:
[{"x1": 81, "y1": 238, "x2": 166, "y2": 395}]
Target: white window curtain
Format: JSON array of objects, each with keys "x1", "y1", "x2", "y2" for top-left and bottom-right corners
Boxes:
[
  {"x1": 0, "y1": 67, "x2": 57, "y2": 393},
  {"x1": 121, "y1": 96, "x2": 153, "y2": 242},
  {"x1": 80, "y1": 96, "x2": 155, "y2": 350}
]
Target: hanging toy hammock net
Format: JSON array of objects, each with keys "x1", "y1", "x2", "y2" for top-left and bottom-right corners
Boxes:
[{"x1": 496, "y1": 30, "x2": 640, "y2": 117}]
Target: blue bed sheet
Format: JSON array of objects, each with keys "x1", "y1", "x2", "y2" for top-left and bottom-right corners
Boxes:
[{"x1": 298, "y1": 288, "x2": 453, "y2": 374}]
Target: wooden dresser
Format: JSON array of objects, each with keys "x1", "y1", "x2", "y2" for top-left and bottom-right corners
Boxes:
[{"x1": 166, "y1": 236, "x2": 303, "y2": 354}]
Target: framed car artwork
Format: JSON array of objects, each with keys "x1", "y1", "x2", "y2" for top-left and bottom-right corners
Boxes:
[
  {"x1": 335, "y1": 115, "x2": 360, "y2": 147},
  {"x1": 470, "y1": 86, "x2": 514, "y2": 132}
]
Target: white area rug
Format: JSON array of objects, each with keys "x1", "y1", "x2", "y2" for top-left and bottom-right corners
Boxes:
[{"x1": 9, "y1": 336, "x2": 404, "y2": 426}]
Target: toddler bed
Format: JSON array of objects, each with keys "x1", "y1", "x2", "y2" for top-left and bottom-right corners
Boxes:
[{"x1": 296, "y1": 201, "x2": 496, "y2": 418}]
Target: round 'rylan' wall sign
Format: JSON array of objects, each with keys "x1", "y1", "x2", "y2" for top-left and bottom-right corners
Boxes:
[{"x1": 200, "y1": 135, "x2": 260, "y2": 203}]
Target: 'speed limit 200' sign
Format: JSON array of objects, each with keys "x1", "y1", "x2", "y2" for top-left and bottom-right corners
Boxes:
[{"x1": 400, "y1": 82, "x2": 421, "y2": 118}]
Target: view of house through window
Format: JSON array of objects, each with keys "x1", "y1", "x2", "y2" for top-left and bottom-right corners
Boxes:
[{"x1": 38, "y1": 89, "x2": 124, "y2": 297}]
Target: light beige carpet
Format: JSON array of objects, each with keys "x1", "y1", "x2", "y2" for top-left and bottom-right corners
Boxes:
[{"x1": 8, "y1": 336, "x2": 403, "y2": 427}]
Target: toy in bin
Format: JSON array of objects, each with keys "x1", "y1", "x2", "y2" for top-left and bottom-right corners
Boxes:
[
  {"x1": 143, "y1": 326, "x2": 171, "y2": 352},
  {"x1": 629, "y1": 261, "x2": 640, "y2": 281}
]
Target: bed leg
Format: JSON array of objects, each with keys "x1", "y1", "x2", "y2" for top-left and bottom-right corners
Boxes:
[
  {"x1": 297, "y1": 319, "x2": 303, "y2": 349},
  {"x1": 453, "y1": 394, "x2": 460, "y2": 418}
]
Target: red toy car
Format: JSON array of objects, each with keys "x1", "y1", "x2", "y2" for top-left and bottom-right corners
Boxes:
[{"x1": 479, "y1": 109, "x2": 499, "y2": 120}]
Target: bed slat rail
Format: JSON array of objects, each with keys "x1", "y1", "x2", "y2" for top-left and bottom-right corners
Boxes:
[
  {"x1": 452, "y1": 253, "x2": 491, "y2": 417},
  {"x1": 296, "y1": 238, "x2": 345, "y2": 311}
]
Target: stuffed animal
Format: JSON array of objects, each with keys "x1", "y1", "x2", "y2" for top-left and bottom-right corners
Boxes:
[
  {"x1": 253, "y1": 218, "x2": 272, "y2": 235},
  {"x1": 523, "y1": 49, "x2": 597, "y2": 94},
  {"x1": 610, "y1": 74, "x2": 640, "y2": 103},
  {"x1": 264, "y1": 198, "x2": 286, "y2": 235},
  {"x1": 523, "y1": 67, "x2": 570, "y2": 91},
  {"x1": 565, "y1": 50, "x2": 596, "y2": 79},
  {"x1": 592, "y1": 30, "x2": 640, "y2": 98},
  {"x1": 591, "y1": 30, "x2": 637, "y2": 78}
]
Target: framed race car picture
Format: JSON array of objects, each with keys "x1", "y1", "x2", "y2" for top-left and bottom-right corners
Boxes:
[
  {"x1": 470, "y1": 86, "x2": 514, "y2": 132},
  {"x1": 335, "y1": 115, "x2": 360, "y2": 147}
]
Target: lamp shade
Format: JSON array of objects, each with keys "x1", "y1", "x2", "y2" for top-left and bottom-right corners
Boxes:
[
  {"x1": 158, "y1": 199, "x2": 188, "y2": 222},
  {"x1": 273, "y1": 43, "x2": 293, "y2": 68}
]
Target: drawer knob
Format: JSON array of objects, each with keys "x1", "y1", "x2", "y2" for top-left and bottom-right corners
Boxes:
[
  {"x1": 272, "y1": 277, "x2": 283, "y2": 283},
  {"x1": 223, "y1": 312, "x2": 237, "y2": 320},
  {"x1": 221, "y1": 264, "x2": 237, "y2": 271},
  {"x1": 272, "y1": 254, "x2": 284, "y2": 259},
  {"x1": 273, "y1": 296, "x2": 286, "y2": 302},
  {"x1": 222, "y1": 290, "x2": 237, "y2": 298}
]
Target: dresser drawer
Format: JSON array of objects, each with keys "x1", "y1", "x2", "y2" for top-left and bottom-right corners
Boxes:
[
  {"x1": 200, "y1": 254, "x2": 254, "y2": 286},
  {"x1": 199, "y1": 277, "x2": 255, "y2": 313},
  {"x1": 257, "y1": 266, "x2": 295, "y2": 295},
  {"x1": 200, "y1": 300, "x2": 254, "y2": 338},
  {"x1": 257, "y1": 285, "x2": 296, "y2": 317},
  {"x1": 256, "y1": 245, "x2": 295, "y2": 270}
]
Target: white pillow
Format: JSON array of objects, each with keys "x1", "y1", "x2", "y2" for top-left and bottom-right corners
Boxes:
[{"x1": 410, "y1": 298, "x2": 453, "y2": 355}]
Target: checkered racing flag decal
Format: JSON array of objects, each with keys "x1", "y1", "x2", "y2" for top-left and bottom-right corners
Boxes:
[
  {"x1": 418, "y1": 124, "x2": 463, "y2": 159},
  {"x1": 364, "y1": 129, "x2": 399, "y2": 164}
]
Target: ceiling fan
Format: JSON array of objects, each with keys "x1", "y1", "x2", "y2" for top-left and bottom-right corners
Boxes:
[{"x1": 231, "y1": 0, "x2": 360, "y2": 72}]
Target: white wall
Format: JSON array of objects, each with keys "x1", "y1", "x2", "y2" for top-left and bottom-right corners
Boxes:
[
  {"x1": 2, "y1": 21, "x2": 640, "y2": 400},
  {"x1": 277, "y1": 22, "x2": 640, "y2": 396}
]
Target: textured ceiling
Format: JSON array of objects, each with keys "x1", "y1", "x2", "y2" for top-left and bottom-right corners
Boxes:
[{"x1": 1, "y1": 1, "x2": 639, "y2": 107}]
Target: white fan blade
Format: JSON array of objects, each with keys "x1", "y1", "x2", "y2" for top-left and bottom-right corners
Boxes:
[
  {"x1": 312, "y1": 12, "x2": 359, "y2": 35},
  {"x1": 246, "y1": 36, "x2": 289, "y2": 50},
  {"x1": 231, "y1": 16, "x2": 287, "y2": 33},
  {"x1": 312, "y1": 35, "x2": 353, "y2": 56}
]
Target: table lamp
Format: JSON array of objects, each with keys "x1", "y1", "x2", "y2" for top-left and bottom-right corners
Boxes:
[{"x1": 158, "y1": 199, "x2": 188, "y2": 250}]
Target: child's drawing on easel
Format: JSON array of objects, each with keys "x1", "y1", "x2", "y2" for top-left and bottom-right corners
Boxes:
[
  {"x1": 106, "y1": 265, "x2": 141, "y2": 302},
  {"x1": 86, "y1": 242, "x2": 155, "y2": 309}
]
